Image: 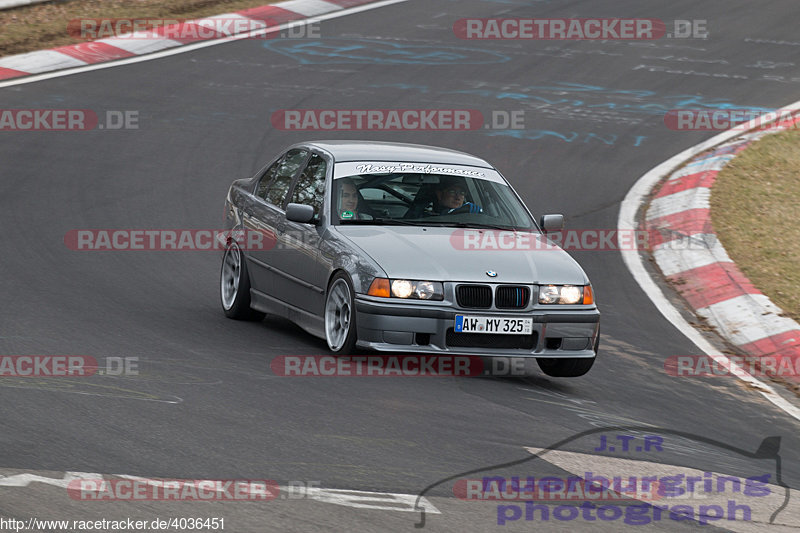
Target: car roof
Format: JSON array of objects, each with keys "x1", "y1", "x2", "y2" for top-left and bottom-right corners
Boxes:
[{"x1": 301, "y1": 140, "x2": 494, "y2": 168}]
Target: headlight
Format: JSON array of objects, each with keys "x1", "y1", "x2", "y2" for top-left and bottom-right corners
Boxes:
[
  {"x1": 368, "y1": 278, "x2": 443, "y2": 300},
  {"x1": 538, "y1": 284, "x2": 593, "y2": 304},
  {"x1": 414, "y1": 281, "x2": 436, "y2": 300},
  {"x1": 539, "y1": 285, "x2": 561, "y2": 304},
  {"x1": 391, "y1": 280, "x2": 414, "y2": 298},
  {"x1": 560, "y1": 286, "x2": 582, "y2": 304}
]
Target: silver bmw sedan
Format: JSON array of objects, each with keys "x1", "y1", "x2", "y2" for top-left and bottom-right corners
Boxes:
[{"x1": 220, "y1": 141, "x2": 599, "y2": 377}]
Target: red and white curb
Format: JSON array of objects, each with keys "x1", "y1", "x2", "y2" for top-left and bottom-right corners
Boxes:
[
  {"x1": 0, "y1": 0, "x2": 381, "y2": 81},
  {"x1": 644, "y1": 116, "x2": 800, "y2": 383},
  {"x1": 619, "y1": 105, "x2": 800, "y2": 422}
]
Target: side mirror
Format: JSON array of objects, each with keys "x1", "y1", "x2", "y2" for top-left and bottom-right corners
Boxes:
[
  {"x1": 539, "y1": 214, "x2": 564, "y2": 232},
  {"x1": 286, "y1": 203, "x2": 316, "y2": 224}
]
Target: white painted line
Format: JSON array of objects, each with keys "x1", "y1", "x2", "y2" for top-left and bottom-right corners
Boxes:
[
  {"x1": 618, "y1": 104, "x2": 800, "y2": 423},
  {"x1": 0, "y1": 0, "x2": 411, "y2": 89},
  {"x1": 647, "y1": 187, "x2": 710, "y2": 219},
  {"x1": 0, "y1": 381, "x2": 183, "y2": 403},
  {"x1": 652, "y1": 234, "x2": 733, "y2": 277},
  {"x1": 0, "y1": 471, "x2": 103, "y2": 488},
  {"x1": 127, "y1": 474, "x2": 440, "y2": 514},
  {"x1": 697, "y1": 294, "x2": 800, "y2": 346},
  {"x1": 278, "y1": 0, "x2": 344, "y2": 16},
  {"x1": 0, "y1": 470, "x2": 440, "y2": 514},
  {"x1": 525, "y1": 447, "x2": 799, "y2": 530},
  {"x1": 291, "y1": 486, "x2": 440, "y2": 513},
  {"x1": 0, "y1": 50, "x2": 86, "y2": 73}
]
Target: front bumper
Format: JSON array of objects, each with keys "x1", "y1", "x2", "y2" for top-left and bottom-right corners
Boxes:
[{"x1": 354, "y1": 296, "x2": 600, "y2": 358}]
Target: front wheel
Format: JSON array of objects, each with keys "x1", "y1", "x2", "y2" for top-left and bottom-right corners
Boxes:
[
  {"x1": 537, "y1": 334, "x2": 599, "y2": 377},
  {"x1": 220, "y1": 240, "x2": 265, "y2": 321},
  {"x1": 324, "y1": 273, "x2": 358, "y2": 354}
]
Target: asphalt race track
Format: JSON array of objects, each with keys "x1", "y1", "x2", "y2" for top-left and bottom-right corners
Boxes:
[{"x1": 1, "y1": 0, "x2": 800, "y2": 531}]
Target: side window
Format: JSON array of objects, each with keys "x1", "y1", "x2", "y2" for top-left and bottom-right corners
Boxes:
[
  {"x1": 256, "y1": 158, "x2": 282, "y2": 199},
  {"x1": 290, "y1": 154, "x2": 327, "y2": 215},
  {"x1": 263, "y1": 148, "x2": 309, "y2": 207}
]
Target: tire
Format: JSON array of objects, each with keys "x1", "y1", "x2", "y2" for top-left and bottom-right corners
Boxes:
[
  {"x1": 220, "y1": 240, "x2": 265, "y2": 321},
  {"x1": 324, "y1": 272, "x2": 358, "y2": 354},
  {"x1": 537, "y1": 333, "x2": 599, "y2": 378}
]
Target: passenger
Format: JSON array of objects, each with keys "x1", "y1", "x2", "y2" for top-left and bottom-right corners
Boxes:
[{"x1": 338, "y1": 178, "x2": 361, "y2": 220}]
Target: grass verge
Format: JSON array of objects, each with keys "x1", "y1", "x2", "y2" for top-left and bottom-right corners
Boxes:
[{"x1": 710, "y1": 128, "x2": 800, "y2": 321}]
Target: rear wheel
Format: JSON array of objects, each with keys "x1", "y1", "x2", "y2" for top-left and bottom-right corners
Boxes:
[
  {"x1": 324, "y1": 273, "x2": 358, "y2": 354},
  {"x1": 537, "y1": 334, "x2": 599, "y2": 377},
  {"x1": 220, "y1": 240, "x2": 265, "y2": 321}
]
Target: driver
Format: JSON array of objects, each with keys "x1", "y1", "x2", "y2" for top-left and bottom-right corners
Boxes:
[{"x1": 434, "y1": 178, "x2": 482, "y2": 214}]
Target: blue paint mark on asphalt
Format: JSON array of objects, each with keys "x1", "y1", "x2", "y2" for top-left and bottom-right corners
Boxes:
[
  {"x1": 449, "y1": 89, "x2": 534, "y2": 102},
  {"x1": 486, "y1": 129, "x2": 646, "y2": 147},
  {"x1": 262, "y1": 39, "x2": 511, "y2": 65},
  {"x1": 369, "y1": 82, "x2": 774, "y2": 116},
  {"x1": 374, "y1": 83, "x2": 431, "y2": 93}
]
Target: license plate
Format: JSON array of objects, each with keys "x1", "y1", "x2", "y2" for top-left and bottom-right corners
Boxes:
[{"x1": 454, "y1": 315, "x2": 533, "y2": 335}]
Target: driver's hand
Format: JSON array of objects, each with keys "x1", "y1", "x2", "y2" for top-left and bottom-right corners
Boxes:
[{"x1": 448, "y1": 202, "x2": 482, "y2": 214}]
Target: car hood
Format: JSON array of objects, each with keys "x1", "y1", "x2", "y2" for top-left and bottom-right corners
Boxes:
[{"x1": 335, "y1": 226, "x2": 589, "y2": 284}]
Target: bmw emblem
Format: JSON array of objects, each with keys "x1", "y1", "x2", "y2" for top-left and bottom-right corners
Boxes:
[{"x1": 486, "y1": 270, "x2": 498, "y2": 277}]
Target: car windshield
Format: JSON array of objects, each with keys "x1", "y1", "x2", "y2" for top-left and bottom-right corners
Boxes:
[{"x1": 332, "y1": 172, "x2": 535, "y2": 230}]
